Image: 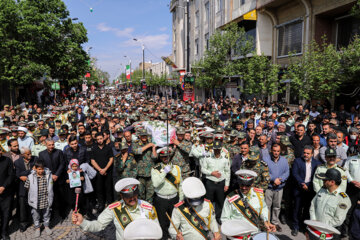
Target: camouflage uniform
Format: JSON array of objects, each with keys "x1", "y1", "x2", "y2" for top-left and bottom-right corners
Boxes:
[
  {"x1": 133, "y1": 135, "x2": 157, "y2": 203},
  {"x1": 171, "y1": 140, "x2": 192, "y2": 179},
  {"x1": 240, "y1": 150, "x2": 270, "y2": 190},
  {"x1": 116, "y1": 153, "x2": 137, "y2": 179}
]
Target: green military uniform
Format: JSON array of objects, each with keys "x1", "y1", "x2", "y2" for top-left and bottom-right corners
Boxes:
[
  {"x1": 31, "y1": 143, "x2": 47, "y2": 157},
  {"x1": 313, "y1": 164, "x2": 347, "y2": 193},
  {"x1": 151, "y1": 162, "x2": 184, "y2": 200},
  {"x1": 310, "y1": 188, "x2": 351, "y2": 227},
  {"x1": 221, "y1": 187, "x2": 269, "y2": 233},
  {"x1": 116, "y1": 153, "x2": 137, "y2": 179},
  {"x1": 133, "y1": 131, "x2": 156, "y2": 203},
  {"x1": 240, "y1": 159, "x2": 270, "y2": 190},
  {"x1": 80, "y1": 199, "x2": 159, "y2": 240},
  {"x1": 280, "y1": 136, "x2": 295, "y2": 168},
  {"x1": 171, "y1": 139, "x2": 192, "y2": 178},
  {"x1": 169, "y1": 199, "x2": 218, "y2": 240}
]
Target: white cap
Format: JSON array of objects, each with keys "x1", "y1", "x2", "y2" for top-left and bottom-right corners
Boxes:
[
  {"x1": 221, "y1": 220, "x2": 258, "y2": 239},
  {"x1": 114, "y1": 178, "x2": 140, "y2": 193},
  {"x1": 17, "y1": 126, "x2": 28, "y2": 133},
  {"x1": 124, "y1": 219, "x2": 162, "y2": 240},
  {"x1": 304, "y1": 220, "x2": 340, "y2": 239},
  {"x1": 182, "y1": 177, "x2": 206, "y2": 199},
  {"x1": 235, "y1": 169, "x2": 258, "y2": 179}
]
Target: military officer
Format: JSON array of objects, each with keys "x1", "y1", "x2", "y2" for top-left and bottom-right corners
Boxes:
[
  {"x1": 221, "y1": 219, "x2": 258, "y2": 239},
  {"x1": 221, "y1": 170, "x2": 276, "y2": 233},
  {"x1": 224, "y1": 130, "x2": 241, "y2": 161},
  {"x1": 123, "y1": 219, "x2": 163, "y2": 240},
  {"x1": 31, "y1": 129, "x2": 48, "y2": 157},
  {"x1": 151, "y1": 148, "x2": 183, "y2": 239},
  {"x1": 0, "y1": 128, "x2": 10, "y2": 152},
  {"x1": 171, "y1": 127, "x2": 192, "y2": 178},
  {"x1": 116, "y1": 142, "x2": 137, "y2": 180},
  {"x1": 54, "y1": 129, "x2": 68, "y2": 151},
  {"x1": 72, "y1": 178, "x2": 159, "y2": 240},
  {"x1": 304, "y1": 220, "x2": 340, "y2": 240},
  {"x1": 133, "y1": 129, "x2": 157, "y2": 203},
  {"x1": 313, "y1": 148, "x2": 347, "y2": 193},
  {"x1": 201, "y1": 141, "x2": 230, "y2": 223},
  {"x1": 240, "y1": 148, "x2": 270, "y2": 190},
  {"x1": 169, "y1": 177, "x2": 221, "y2": 240},
  {"x1": 310, "y1": 168, "x2": 351, "y2": 229}
]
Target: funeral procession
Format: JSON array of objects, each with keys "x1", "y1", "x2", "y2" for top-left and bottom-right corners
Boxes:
[{"x1": 1, "y1": 0, "x2": 360, "y2": 240}]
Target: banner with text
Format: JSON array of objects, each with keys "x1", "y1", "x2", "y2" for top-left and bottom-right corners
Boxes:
[{"x1": 183, "y1": 75, "x2": 195, "y2": 102}]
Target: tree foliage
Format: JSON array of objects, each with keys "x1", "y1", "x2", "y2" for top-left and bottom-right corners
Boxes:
[
  {"x1": 0, "y1": 0, "x2": 89, "y2": 86},
  {"x1": 284, "y1": 38, "x2": 342, "y2": 100},
  {"x1": 339, "y1": 36, "x2": 360, "y2": 86}
]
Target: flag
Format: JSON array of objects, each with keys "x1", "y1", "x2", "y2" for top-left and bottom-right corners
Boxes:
[
  {"x1": 126, "y1": 65, "x2": 131, "y2": 80},
  {"x1": 85, "y1": 72, "x2": 91, "y2": 78}
]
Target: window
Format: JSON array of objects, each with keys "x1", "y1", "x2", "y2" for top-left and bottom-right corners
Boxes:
[
  {"x1": 241, "y1": 0, "x2": 245, "y2": 5},
  {"x1": 277, "y1": 20, "x2": 303, "y2": 57},
  {"x1": 205, "y1": 33, "x2": 210, "y2": 50},
  {"x1": 216, "y1": 0, "x2": 222, "y2": 13},
  {"x1": 205, "y1": 2, "x2": 210, "y2": 22},
  {"x1": 195, "y1": 38, "x2": 199, "y2": 55},
  {"x1": 337, "y1": 17, "x2": 360, "y2": 49},
  {"x1": 195, "y1": 10, "x2": 199, "y2": 27}
]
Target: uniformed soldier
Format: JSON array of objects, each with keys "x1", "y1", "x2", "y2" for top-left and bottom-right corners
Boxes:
[
  {"x1": 31, "y1": 129, "x2": 48, "y2": 157},
  {"x1": 123, "y1": 218, "x2": 163, "y2": 240},
  {"x1": 151, "y1": 148, "x2": 183, "y2": 239},
  {"x1": 221, "y1": 170, "x2": 276, "y2": 233},
  {"x1": 133, "y1": 129, "x2": 157, "y2": 203},
  {"x1": 221, "y1": 219, "x2": 258, "y2": 239},
  {"x1": 169, "y1": 177, "x2": 221, "y2": 240},
  {"x1": 171, "y1": 127, "x2": 192, "y2": 178},
  {"x1": 0, "y1": 128, "x2": 10, "y2": 152},
  {"x1": 54, "y1": 129, "x2": 68, "y2": 151},
  {"x1": 310, "y1": 168, "x2": 351, "y2": 228},
  {"x1": 72, "y1": 178, "x2": 159, "y2": 240},
  {"x1": 116, "y1": 142, "x2": 137, "y2": 180},
  {"x1": 224, "y1": 130, "x2": 241, "y2": 161},
  {"x1": 201, "y1": 141, "x2": 230, "y2": 223},
  {"x1": 240, "y1": 148, "x2": 270, "y2": 190},
  {"x1": 304, "y1": 220, "x2": 340, "y2": 240},
  {"x1": 313, "y1": 148, "x2": 347, "y2": 193}
]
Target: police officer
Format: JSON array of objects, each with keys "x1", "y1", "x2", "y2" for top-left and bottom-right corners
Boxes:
[
  {"x1": 0, "y1": 128, "x2": 10, "y2": 152},
  {"x1": 201, "y1": 141, "x2": 230, "y2": 223},
  {"x1": 31, "y1": 129, "x2": 48, "y2": 157},
  {"x1": 151, "y1": 148, "x2": 183, "y2": 239},
  {"x1": 72, "y1": 178, "x2": 159, "y2": 240},
  {"x1": 54, "y1": 129, "x2": 68, "y2": 151},
  {"x1": 169, "y1": 177, "x2": 221, "y2": 240},
  {"x1": 313, "y1": 148, "x2": 347, "y2": 193},
  {"x1": 310, "y1": 168, "x2": 351, "y2": 229},
  {"x1": 221, "y1": 219, "x2": 258, "y2": 239},
  {"x1": 304, "y1": 220, "x2": 340, "y2": 240},
  {"x1": 123, "y1": 218, "x2": 163, "y2": 240},
  {"x1": 221, "y1": 170, "x2": 276, "y2": 233}
]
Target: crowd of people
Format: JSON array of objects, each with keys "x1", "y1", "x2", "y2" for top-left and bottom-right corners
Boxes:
[{"x1": 0, "y1": 89, "x2": 359, "y2": 240}]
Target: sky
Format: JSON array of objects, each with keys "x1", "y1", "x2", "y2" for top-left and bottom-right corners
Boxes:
[{"x1": 63, "y1": 0, "x2": 172, "y2": 81}]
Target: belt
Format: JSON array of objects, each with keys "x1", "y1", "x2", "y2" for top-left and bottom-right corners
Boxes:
[
  {"x1": 156, "y1": 193, "x2": 178, "y2": 199},
  {"x1": 207, "y1": 179, "x2": 225, "y2": 185}
]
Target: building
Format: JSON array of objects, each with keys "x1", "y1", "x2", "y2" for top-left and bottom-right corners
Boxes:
[
  {"x1": 138, "y1": 62, "x2": 153, "y2": 72},
  {"x1": 170, "y1": 0, "x2": 358, "y2": 104}
]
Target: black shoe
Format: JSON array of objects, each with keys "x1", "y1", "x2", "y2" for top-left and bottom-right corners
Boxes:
[
  {"x1": 280, "y1": 215, "x2": 286, "y2": 224},
  {"x1": 291, "y1": 229, "x2": 298, "y2": 236}
]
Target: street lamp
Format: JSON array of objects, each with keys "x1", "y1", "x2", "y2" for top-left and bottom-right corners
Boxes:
[{"x1": 133, "y1": 38, "x2": 145, "y2": 81}]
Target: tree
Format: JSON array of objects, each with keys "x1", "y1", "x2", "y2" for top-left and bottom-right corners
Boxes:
[
  {"x1": 242, "y1": 54, "x2": 281, "y2": 97},
  {"x1": 192, "y1": 23, "x2": 253, "y2": 90},
  {"x1": 284, "y1": 38, "x2": 342, "y2": 100},
  {"x1": 0, "y1": 0, "x2": 89, "y2": 86},
  {"x1": 339, "y1": 36, "x2": 360, "y2": 86}
]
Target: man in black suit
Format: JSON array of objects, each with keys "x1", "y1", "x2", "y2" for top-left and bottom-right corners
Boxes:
[
  {"x1": 14, "y1": 147, "x2": 35, "y2": 232},
  {"x1": 38, "y1": 139, "x2": 66, "y2": 218},
  {"x1": 0, "y1": 147, "x2": 14, "y2": 240},
  {"x1": 291, "y1": 145, "x2": 322, "y2": 236},
  {"x1": 75, "y1": 107, "x2": 86, "y2": 123}
]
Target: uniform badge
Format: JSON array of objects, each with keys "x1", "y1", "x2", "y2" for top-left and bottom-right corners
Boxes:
[
  {"x1": 342, "y1": 175, "x2": 347, "y2": 180},
  {"x1": 339, "y1": 203, "x2": 347, "y2": 209}
]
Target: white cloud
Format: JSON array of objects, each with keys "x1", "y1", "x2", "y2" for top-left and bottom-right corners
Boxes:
[
  {"x1": 159, "y1": 27, "x2": 167, "y2": 31},
  {"x1": 96, "y1": 23, "x2": 134, "y2": 38},
  {"x1": 124, "y1": 34, "x2": 170, "y2": 50}
]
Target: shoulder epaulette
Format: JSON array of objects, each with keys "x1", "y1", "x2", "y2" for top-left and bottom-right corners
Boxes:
[
  {"x1": 340, "y1": 192, "x2": 348, "y2": 198},
  {"x1": 222, "y1": 148, "x2": 228, "y2": 153},
  {"x1": 140, "y1": 202, "x2": 153, "y2": 211},
  {"x1": 337, "y1": 165, "x2": 346, "y2": 171},
  {"x1": 115, "y1": 153, "x2": 121, "y2": 158},
  {"x1": 174, "y1": 201, "x2": 184, "y2": 208},
  {"x1": 204, "y1": 198, "x2": 210, "y2": 202},
  {"x1": 260, "y1": 160, "x2": 268, "y2": 166},
  {"x1": 129, "y1": 153, "x2": 134, "y2": 156},
  {"x1": 227, "y1": 194, "x2": 240, "y2": 203},
  {"x1": 253, "y1": 187, "x2": 264, "y2": 193},
  {"x1": 108, "y1": 201, "x2": 121, "y2": 209}
]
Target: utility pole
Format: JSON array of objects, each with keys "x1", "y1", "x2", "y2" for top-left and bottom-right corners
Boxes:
[
  {"x1": 142, "y1": 44, "x2": 145, "y2": 80},
  {"x1": 186, "y1": 0, "x2": 190, "y2": 73}
]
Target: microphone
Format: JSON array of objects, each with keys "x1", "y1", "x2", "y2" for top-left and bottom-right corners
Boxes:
[{"x1": 74, "y1": 188, "x2": 81, "y2": 213}]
